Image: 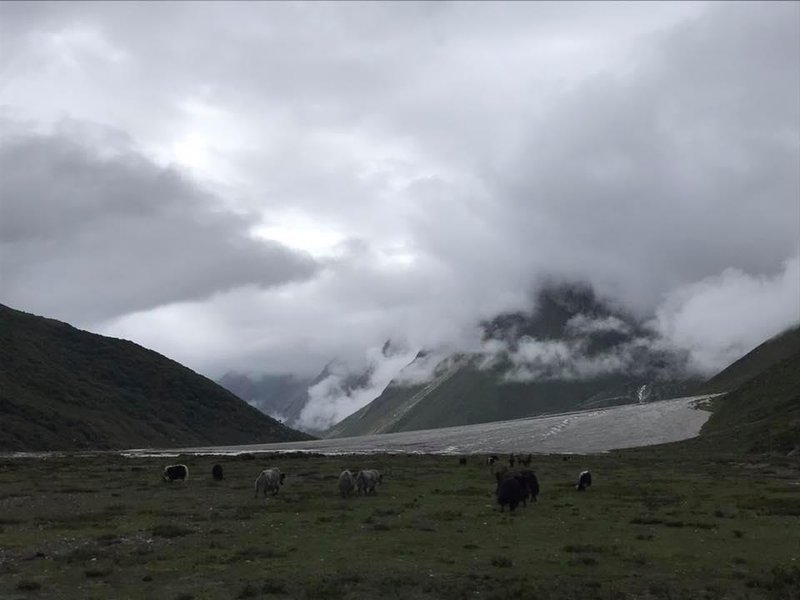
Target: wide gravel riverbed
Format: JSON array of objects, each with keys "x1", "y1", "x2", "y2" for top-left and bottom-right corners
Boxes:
[{"x1": 126, "y1": 395, "x2": 715, "y2": 457}]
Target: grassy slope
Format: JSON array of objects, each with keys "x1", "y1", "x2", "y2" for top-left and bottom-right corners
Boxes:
[
  {"x1": 388, "y1": 369, "x2": 682, "y2": 434},
  {"x1": 696, "y1": 325, "x2": 800, "y2": 395},
  {"x1": 0, "y1": 304, "x2": 311, "y2": 451},
  {"x1": 0, "y1": 451, "x2": 797, "y2": 599},
  {"x1": 326, "y1": 382, "x2": 427, "y2": 438},
  {"x1": 700, "y1": 349, "x2": 800, "y2": 455}
]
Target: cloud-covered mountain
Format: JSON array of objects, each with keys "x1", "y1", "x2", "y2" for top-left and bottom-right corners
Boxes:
[
  {"x1": 327, "y1": 283, "x2": 704, "y2": 437},
  {"x1": 219, "y1": 340, "x2": 416, "y2": 434},
  {"x1": 217, "y1": 372, "x2": 313, "y2": 425}
]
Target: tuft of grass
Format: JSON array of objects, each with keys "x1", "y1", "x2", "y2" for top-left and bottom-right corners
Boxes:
[
  {"x1": 225, "y1": 547, "x2": 285, "y2": 563},
  {"x1": 491, "y1": 555, "x2": 513, "y2": 568},
  {"x1": 664, "y1": 520, "x2": 716, "y2": 530},
  {"x1": 412, "y1": 520, "x2": 437, "y2": 532},
  {"x1": 84, "y1": 565, "x2": 113, "y2": 578},
  {"x1": 58, "y1": 486, "x2": 95, "y2": 494},
  {"x1": 236, "y1": 583, "x2": 259, "y2": 599},
  {"x1": 630, "y1": 516, "x2": 664, "y2": 525},
  {"x1": 372, "y1": 507, "x2": 400, "y2": 517},
  {"x1": 16, "y1": 580, "x2": 41, "y2": 591},
  {"x1": 96, "y1": 532, "x2": 121, "y2": 545},
  {"x1": 262, "y1": 579, "x2": 287, "y2": 594},
  {"x1": 152, "y1": 524, "x2": 193, "y2": 538},
  {"x1": 304, "y1": 574, "x2": 361, "y2": 600},
  {"x1": 713, "y1": 506, "x2": 738, "y2": 519},
  {"x1": 429, "y1": 509, "x2": 463, "y2": 521},
  {"x1": 756, "y1": 498, "x2": 800, "y2": 516},
  {"x1": 746, "y1": 565, "x2": 800, "y2": 595},
  {"x1": 563, "y1": 544, "x2": 605, "y2": 554}
]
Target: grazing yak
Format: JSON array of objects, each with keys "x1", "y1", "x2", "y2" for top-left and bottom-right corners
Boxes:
[
  {"x1": 495, "y1": 472, "x2": 526, "y2": 513},
  {"x1": 458, "y1": 457, "x2": 467, "y2": 466},
  {"x1": 211, "y1": 464, "x2": 224, "y2": 481},
  {"x1": 576, "y1": 470, "x2": 592, "y2": 491},
  {"x1": 496, "y1": 469, "x2": 540, "y2": 511},
  {"x1": 338, "y1": 470, "x2": 356, "y2": 498},
  {"x1": 355, "y1": 469, "x2": 382, "y2": 495},
  {"x1": 254, "y1": 468, "x2": 286, "y2": 497},
  {"x1": 162, "y1": 464, "x2": 189, "y2": 482},
  {"x1": 493, "y1": 464, "x2": 509, "y2": 481},
  {"x1": 519, "y1": 469, "x2": 539, "y2": 502}
]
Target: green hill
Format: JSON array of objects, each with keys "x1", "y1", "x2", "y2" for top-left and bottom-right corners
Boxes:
[
  {"x1": 696, "y1": 325, "x2": 800, "y2": 395},
  {"x1": 0, "y1": 304, "x2": 312, "y2": 451},
  {"x1": 699, "y1": 326, "x2": 800, "y2": 455}
]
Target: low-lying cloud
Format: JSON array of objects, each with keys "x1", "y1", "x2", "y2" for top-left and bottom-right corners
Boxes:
[
  {"x1": 479, "y1": 334, "x2": 687, "y2": 383},
  {"x1": 653, "y1": 255, "x2": 800, "y2": 374},
  {"x1": 297, "y1": 344, "x2": 418, "y2": 431}
]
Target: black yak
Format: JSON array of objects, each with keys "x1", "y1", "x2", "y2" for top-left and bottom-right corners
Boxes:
[
  {"x1": 496, "y1": 472, "x2": 526, "y2": 513},
  {"x1": 162, "y1": 464, "x2": 189, "y2": 482},
  {"x1": 519, "y1": 469, "x2": 540, "y2": 502}
]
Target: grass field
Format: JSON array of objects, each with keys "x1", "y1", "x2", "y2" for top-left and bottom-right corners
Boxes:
[{"x1": 1, "y1": 449, "x2": 798, "y2": 599}]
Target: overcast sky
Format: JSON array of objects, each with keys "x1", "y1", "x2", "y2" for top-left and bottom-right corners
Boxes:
[{"x1": 1, "y1": 1, "x2": 798, "y2": 382}]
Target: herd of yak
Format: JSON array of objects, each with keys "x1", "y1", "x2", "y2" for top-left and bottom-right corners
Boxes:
[{"x1": 161, "y1": 454, "x2": 593, "y2": 514}]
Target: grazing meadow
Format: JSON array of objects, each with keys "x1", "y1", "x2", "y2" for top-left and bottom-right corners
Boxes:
[{"x1": 0, "y1": 447, "x2": 798, "y2": 599}]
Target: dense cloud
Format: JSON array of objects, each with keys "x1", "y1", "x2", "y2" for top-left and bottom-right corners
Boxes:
[
  {"x1": 1, "y1": 1, "x2": 797, "y2": 399},
  {"x1": 0, "y1": 122, "x2": 318, "y2": 323},
  {"x1": 653, "y1": 256, "x2": 800, "y2": 373},
  {"x1": 298, "y1": 345, "x2": 419, "y2": 431}
]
